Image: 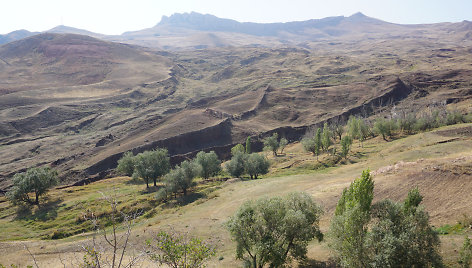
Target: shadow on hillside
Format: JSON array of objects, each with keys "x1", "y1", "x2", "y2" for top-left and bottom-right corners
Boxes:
[
  {"x1": 125, "y1": 177, "x2": 146, "y2": 185},
  {"x1": 299, "y1": 259, "x2": 340, "y2": 268},
  {"x1": 139, "y1": 185, "x2": 161, "y2": 194},
  {"x1": 14, "y1": 198, "x2": 62, "y2": 221}
]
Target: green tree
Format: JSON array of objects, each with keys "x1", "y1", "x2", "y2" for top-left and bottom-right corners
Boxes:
[
  {"x1": 358, "y1": 118, "x2": 370, "y2": 147},
  {"x1": 116, "y1": 151, "x2": 135, "y2": 176},
  {"x1": 331, "y1": 117, "x2": 345, "y2": 141},
  {"x1": 245, "y1": 136, "x2": 252, "y2": 154},
  {"x1": 245, "y1": 153, "x2": 270, "y2": 179},
  {"x1": 279, "y1": 137, "x2": 288, "y2": 154},
  {"x1": 195, "y1": 151, "x2": 221, "y2": 180},
  {"x1": 231, "y1": 144, "x2": 245, "y2": 156},
  {"x1": 146, "y1": 230, "x2": 215, "y2": 268},
  {"x1": 340, "y1": 135, "x2": 353, "y2": 159},
  {"x1": 7, "y1": 167, "x2": 58, "y2": 206},
  {"x1": 374, "y1": 118, "x2": 395, "y2": 141},
  {"x1": 329, "y1": 170, "x2": 374, "y2": 268},
  {"x1": 322, "y1": 122, "x2": 332, "y2": 153},
  {"x1": 263, "y1": 133, "x2": 280, "y2": 156},
  {"x1": 227, "y1": 192, "x2": 323, "y2": 268},
  {"x1": 132, "y1": 148, "x2": 170, "y2": 188},
  {"x1": 367, "y1": 189, "x2": 443, "y2": 267},
  {"x1": 225, "y1": 152, "x2": 247, "y2": 178},
  {"x1": 302, "y1": 137, "x2": 318, "y2": 157},
  {"x1": 164, "y1": 160, "x2": 199, "y2": 196},
  {"x1": 347, "y1": 116, "x2": 360, "y2": 142}
]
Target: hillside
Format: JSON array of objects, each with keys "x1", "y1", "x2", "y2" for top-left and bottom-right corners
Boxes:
[
  {"x1": 1, "y1": 29, "x2": 472, "y2": 189},
  {"x1": 0, "y1": 123, "x2": 471, "y2": 266}
]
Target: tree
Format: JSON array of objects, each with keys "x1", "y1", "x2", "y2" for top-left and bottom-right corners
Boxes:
[
  {"x1": 367, "y1": 189, "x2": 443, "y2": 267},
  {"x1": 80, "y1": 191, "x2": 142, "y2": 268},
  {"x1": 227, "y1": 192, "x2": 323, "y2": 268},
  {"x1": 279, "y1": 137, "x2": 288, "y2": 155},
  {"x1": 340, "y1": 135, "x2": 352, "y2": 159},
  {"x1": 116, "y1": 151, "x2": 135, "y2": 176},
  {"x1": 374, "y1": 118, "x2": 396, "y2": 141},
  {"x1": 357, "y1": 119, "x2": 370, "y2": 148},
  {"x1": 263, "y1": 133, "x2": 280, "y2": 156},
  {"x1": 195, "y1": 151, "x2": 221, "y2": 180},
  {"x1": 245, "y1": 153, "x2": 270, "y2": 179},
  {"x1": 132, "y1": 149, "x2": 170, "y2": 188},
  {"x1": 329, "y1": 170, "x2": 374, "y2": 268},
  {"x1": 330, "y1": 172, "x2": 443, "y2": 268},
  {"x1": 245, "y1": 136, "x2": 252, "y2": 154},
  {"x1": 225, "y1": 152, "x2": 247, "y2": 178},
  {"x1": 146, "y1": 230, "x2": 215, "y2": 268},
  {"x1": 322, "y1": 122, "x2": 332, "y2": 153},
  {"x1": 164, "y1": 160, "x2": 199, "y2": 196},
  {"x1": 231, "y1": 144, "x2": 245, "y2": 156},
  {"x1": 347, "y1": 116, "x2": 360, "y2": 142},
  {"x1": 302, "y1": 136, "x2": 319, "y2": 159},
  {"x1": 331, "y1": 117, "x2": 345, "y2": 141},
  {"x1": 7, "y1": 167, "x2": 58, "y2": 206}
]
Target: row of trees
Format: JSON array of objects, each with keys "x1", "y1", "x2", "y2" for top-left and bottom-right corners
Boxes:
[
  {"x1": 225, "y1": 144, "x2": 270, "y2": 179},
  {"x1": 117, "y1": 149, "x2": 222, "y2": 199},
  {"x1": 302, "y1": 108, "x2": 472, "y2": 160},
  {"x1": 227, "y1": 170, "x2": 446, "y2": 267}
]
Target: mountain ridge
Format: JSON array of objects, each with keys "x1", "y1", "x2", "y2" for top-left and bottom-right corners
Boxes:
[{"x1": 2, "y1": 12, "x2": 471, "y2": 49}]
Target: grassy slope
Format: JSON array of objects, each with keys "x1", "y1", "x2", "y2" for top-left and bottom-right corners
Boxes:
[{"x1": 1, "y1": 123, "x2": 472, "y2": 266}]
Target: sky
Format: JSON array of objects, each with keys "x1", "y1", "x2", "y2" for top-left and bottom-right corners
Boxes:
[{"x1": 1, "y1": 0, "x2": 472, "y2": 35}]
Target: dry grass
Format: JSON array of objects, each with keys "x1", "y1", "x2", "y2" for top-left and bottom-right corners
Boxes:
[{"x1": 0, "y1": 123, "x2": 471, "y2": 266}]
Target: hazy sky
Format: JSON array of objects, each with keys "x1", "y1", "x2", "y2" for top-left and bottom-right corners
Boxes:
[{"x1": 2, "y1": 0, "x2": 472, "y2": 35}]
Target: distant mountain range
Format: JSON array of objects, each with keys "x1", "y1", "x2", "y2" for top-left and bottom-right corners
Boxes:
[{"x1": 1, "y1": 12, "x2": 472, "y2": 49}]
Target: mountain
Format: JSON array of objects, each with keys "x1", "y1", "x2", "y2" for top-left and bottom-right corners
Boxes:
[
  {"x1": 0, "y1": 29, "x2": 38, "y2": 45},
  {"x1": 46, "y1": 25, "x2": 105, "y2": 38},
  {"x1": 116, "y1": 12, "x2": 472, "y2": 49},
  {"x1": 1, "y1": 12, "x2": 472, "y2": 49}
]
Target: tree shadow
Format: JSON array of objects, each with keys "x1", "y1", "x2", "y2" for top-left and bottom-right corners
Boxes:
[
  {"x1": 139, "y1": 185, "x2": 160, "y2": 194},
  {"x1": 125, "y1": 177, "x2": 146, "y2": 185},
  {"x1": 14, "y1": 197, "x2": 63, "y2": 221},
  {"x1": 298, "y1": 258, "x2": 340, "y2": 268}
]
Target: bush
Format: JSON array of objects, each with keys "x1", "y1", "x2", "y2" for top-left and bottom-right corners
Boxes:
[
  {"x1": 146, "y1": 230, "x2": 215, "y2": 268},
  {"x1": 7, "y1": 167, "x2": 58, "y2": 206},
  {"x1": 227, "y1": 192, "x2": 323, "y2": 268}
]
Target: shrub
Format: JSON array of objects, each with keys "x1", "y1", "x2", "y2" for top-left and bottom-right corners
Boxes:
[{"x1": 146, "y1": 230, "x2": 215, "y2": 268}]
